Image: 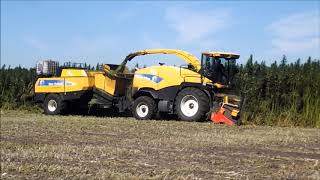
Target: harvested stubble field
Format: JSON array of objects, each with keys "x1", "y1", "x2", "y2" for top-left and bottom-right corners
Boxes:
[{"x1": 1, "y1": 111, "x2": 320, "y2": 179}]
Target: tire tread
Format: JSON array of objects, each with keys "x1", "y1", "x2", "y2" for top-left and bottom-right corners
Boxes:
[{"x1": 175, "y1": 87, "x2": 209, "y2": 121}]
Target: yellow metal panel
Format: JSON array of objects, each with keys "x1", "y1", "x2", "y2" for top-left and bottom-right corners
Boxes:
[
  {"x1": 35, "y1": 78, "x2": 66, "y2": 93},
  {"x1": 35, "y1": 76, "x2": 94, "y2": 93},
  {"x1": 61, "y1": 69, "x2": 88, "y2": 77},
  {"x1": 157, "y1": 66, "x2": 183, "y2": 90},
  {"x1": 87, "y1": 71, "x2": 103, "y2": 76},
  {"x1": 179, "y1": 67, "x2": 203, "y2": 84},
  {"x1": 94, "y1": 73, "x2": 116, "y2": 95},
  {"x1": 104, "y1": 76, "x2": 116, "y2": 95},
  {"x1": 133, "y1": 66, "x2": 212, "y2": 91},
  {"x1": 133, "y1": 67, "x2": 159, "y2": 90},
  {"x1": 94, "y1": 73, "x2": 105, "y2": 90},
  {"x1": 202, "y1": 52, "x2": 240, "y2": 59},
  {"x1": 64, "y1": 77, "x2": 94, "y2": 92}
]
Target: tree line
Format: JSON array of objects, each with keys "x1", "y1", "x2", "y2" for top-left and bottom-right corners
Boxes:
[
  {"x1": 0, "y1": 56, "x2": 319, "y2": 127},
  {"x1": 236, "y1": 56, "x2": 320, "y2": 127}
]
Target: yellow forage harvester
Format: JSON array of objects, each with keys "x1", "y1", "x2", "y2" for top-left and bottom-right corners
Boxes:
[{"x1": 34, "y1": 49, "x2": 242, "y2": 125}]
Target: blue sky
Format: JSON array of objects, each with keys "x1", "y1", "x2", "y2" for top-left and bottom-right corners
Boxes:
[{"x1": 1, "y1": 1, "x2": 320, "y2": 68}]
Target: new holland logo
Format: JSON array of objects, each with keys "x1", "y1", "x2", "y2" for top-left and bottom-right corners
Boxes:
[
  {"x1": 134, "y1": 74, "x2": 163, "y2": 83},
  {"x1": 38, "y1": 80, "x2": 76, "y2": 86}
]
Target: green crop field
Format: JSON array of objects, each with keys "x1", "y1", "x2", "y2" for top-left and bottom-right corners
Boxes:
[{"x1": 1, "y1": 111, "x2": 320, "y2": 179}]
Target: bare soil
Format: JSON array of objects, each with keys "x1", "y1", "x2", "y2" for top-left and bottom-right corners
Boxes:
[{"x1": 1, "y1": 111, "x2": 319, "y2": 179}]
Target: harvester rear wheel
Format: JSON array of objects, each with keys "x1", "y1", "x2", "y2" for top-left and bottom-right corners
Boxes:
[
  {"x1": 175, "y1": 87, "x2": 209, "y2": 121},
  {"x1": 132, "y1": 96, "x2": 157, "y2": 120},
  {"x1": 43, "y1": 94, "x2": 66, "y2": 115}
]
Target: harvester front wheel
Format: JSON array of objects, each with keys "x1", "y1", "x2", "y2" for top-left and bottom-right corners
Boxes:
[
  {"x1": 175, "y1": 87, "x2": 209, "y2": 121},
  {"x1": 132, "y1": 96, "x2": 157, "y2": 120},
  {"x1": 43, "y1": 94, "x2": 66, "y2": 115}
]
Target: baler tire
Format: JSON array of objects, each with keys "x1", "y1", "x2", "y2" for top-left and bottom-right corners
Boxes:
[
  {"x1": 43, "y1": 94, "x2": 66, "y2": 115},
  {"x1": 175, "y1": 87, "x2": 209, "y2": 122},
  {"x1": 132, "y1": 96, "x2": 157, "y2": 120}
]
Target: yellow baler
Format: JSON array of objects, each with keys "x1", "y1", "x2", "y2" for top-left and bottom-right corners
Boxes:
[{"x1": 34, "y1": 65, "x2": 133, "y2": 114}]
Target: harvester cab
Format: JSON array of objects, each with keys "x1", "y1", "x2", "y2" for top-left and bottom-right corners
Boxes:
[{"x1": 200, "y1": 52, "x2": 240, "y2": 88}]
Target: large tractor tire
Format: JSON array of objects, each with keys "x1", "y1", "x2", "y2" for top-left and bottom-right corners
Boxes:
[
  {"x1": 132, "y1": 96, "x2": 157, "y2": 120},
  {"x1": 43, "y1": 94, "x2": 66, "y2": 115},
  {"x1": 175, "y1": 87, "x2": 209, "y2": 121}
]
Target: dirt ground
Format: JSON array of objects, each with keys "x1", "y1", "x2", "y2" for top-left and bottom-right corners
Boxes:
[{"x1": 1, "y1": 111, "x2": 320, "y2": 179}]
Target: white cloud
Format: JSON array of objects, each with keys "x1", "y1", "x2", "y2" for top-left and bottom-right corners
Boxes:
[
  {"x1": 267, "y1": 12, "x2": 320, "y2": 56},
  {"x1": 165, "y1": 7, "x2": 231, "y2": 44}
]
